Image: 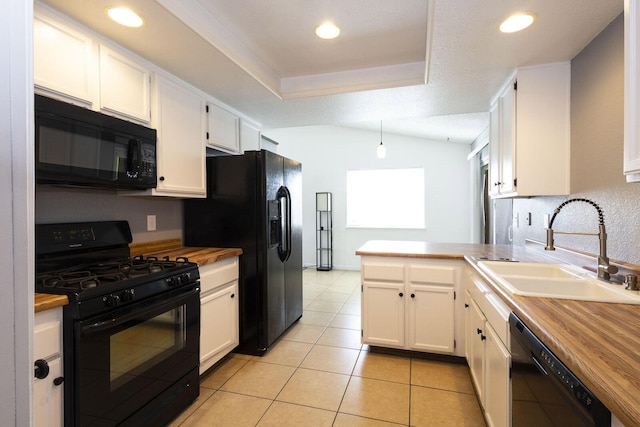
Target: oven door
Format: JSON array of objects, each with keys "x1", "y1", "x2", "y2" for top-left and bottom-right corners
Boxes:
[{"x1": 69, "y1": 284, "x2": 200, "y2": 426}]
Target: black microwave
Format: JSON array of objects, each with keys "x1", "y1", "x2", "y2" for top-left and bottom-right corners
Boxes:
[{"x1": 35, "y1": 94, "x2": 157, "y2": 190}]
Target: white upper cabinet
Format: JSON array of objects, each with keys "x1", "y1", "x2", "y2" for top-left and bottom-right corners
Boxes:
[
  {"x1": 99, "y1": 45, "x2": 151, "y2": 124},
  {"x1": 206, "y1": 103, "x2": 240, "y2": 154},
  {"x1": 624, "y1": 0, "x2": 640, "y2": 181},
  {"x1": 489, "y1": 62, "x2": 571, "y2": 198},
  {"x1": 34, "y1": 12, "x2": 97, "y2": 107},
  {"x1": 34, "y1": 7, "x2": 151, "y2": 125},
  {"x1": 152, "y1": 75, "x2": 206, "y2": 197},
  {"x1": 240, "y1": 120, "x2": 262, "y2": 152}
]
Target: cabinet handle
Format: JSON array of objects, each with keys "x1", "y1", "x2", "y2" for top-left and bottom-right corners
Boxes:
[
  {"x1": 34, "y1": 359, "x2": 49, "y2": 379},
  {"x1": 481, "y1": 334, "x2": 486, "y2": 341},
  {"x1": 230, "y1": 293, "x2": 235, "y2": 298},
  {"x1": 410, "y1": 293, "x2": 415, "y2": 298},
  {"x1": 494, "y1": 181, "x2": 502, "y2": 186},
  {"x1": 464, "y1": 303, "x2": 469, "y2": 308},
  {"x1": 159, "y1": 176, "x2": 165, "y2": 181},
  {"x1": 476, "y1": 328, "x2": 482, "y2": 335},
  {"x1": 399, "y1": 292, "x2": 404, "y2": 297},
  {"x1": 53, "y1": 377, "x2": 64, "y2": 386}
]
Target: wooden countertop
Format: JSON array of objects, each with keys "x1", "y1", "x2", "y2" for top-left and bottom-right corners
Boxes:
[
  {"x1": 129, "y1": 239, "x2": 242, "y2": 266},
  {"x1": 140, "y1": 246, "x2": 243, "y2": 266},
  {"x1": 34, "y1": 293, "x2": 68, "y2": 313},
  {"x1": 357, "y1": 240, "x2": 640, "y2": 427}
]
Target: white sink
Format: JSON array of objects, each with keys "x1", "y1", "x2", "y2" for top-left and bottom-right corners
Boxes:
[{"x1": 477, "y1": 261, "x2": 640, "y2": 304}]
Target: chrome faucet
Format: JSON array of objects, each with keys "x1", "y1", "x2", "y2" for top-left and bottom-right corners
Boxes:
[{"x1": 545, "y1": 198, "x2": 618, "y2": 282}]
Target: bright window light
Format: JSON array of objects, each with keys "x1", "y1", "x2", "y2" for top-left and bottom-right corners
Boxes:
[{"x1": 347, "y1": 168, "x2": 425, "y2": 229}]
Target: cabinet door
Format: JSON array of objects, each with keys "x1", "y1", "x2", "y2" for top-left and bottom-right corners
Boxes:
[
  {"x1": 99, "y1": 45, "x2": 151, "y2": 123},
  {"x1": 488, "y1": 101, "x2": 501, "y2": 196},
  {"x1": 625, "y1": 0, "x2": 640, "y2": 181},
  {"x1": 467, "y1": 299, "x2": 486, "y2": 406},
  {"x1": 207, "y1": 103, "x2": 240, "y2": 153},
  {"x1": 408, "y1": 284, "x2": 455, "y2": 353},
  {"x1": 154, "y1": 75, "x2": 206, "y2": 197},
  {"x1": 240, "y1": 120, "x2": 261, "y2": 152},
  {"x1": 499, "y1": 81, "x2": 516, "y2": 194},
  {"x1": 34, "y1": 357, "x2": 63, "y2": 427},
  {"x1": 484, "y1": 324, "x2": 511, "y2": 427},
  {"x1": 34, "y1": 13, "x2": 97, "y2": 107},
  {"x1": 200, "y1": 281, "x2": 239, "y2": 373},
  {"x1": 362, "y1": 282, "x2": 405, "y2": 348},
  {"x1": 34, "y1": 309, "x2": 63, "y2": 427}
]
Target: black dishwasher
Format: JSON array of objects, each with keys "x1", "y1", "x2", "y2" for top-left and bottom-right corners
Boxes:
[{"x1": 509, "y1": 313, "x2": 611, "y2": 427}]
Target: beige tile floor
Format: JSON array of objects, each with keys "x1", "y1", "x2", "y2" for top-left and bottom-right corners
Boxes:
[{"x1": 170, "y1": 269, "x2": 486, "y2": 427}]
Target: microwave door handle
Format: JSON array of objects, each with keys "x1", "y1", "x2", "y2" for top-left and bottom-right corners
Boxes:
[{"x1": 127, "y1": 139, "x2": 141, "y2": 179}]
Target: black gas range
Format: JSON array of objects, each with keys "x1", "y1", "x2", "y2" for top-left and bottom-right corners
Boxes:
[{"x1": 36, "y1": 221, "x2": 201, "y2": 427}]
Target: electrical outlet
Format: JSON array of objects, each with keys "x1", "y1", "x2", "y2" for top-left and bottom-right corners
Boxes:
[{"x1": 147, "y1": 215, "x2": 157, "y2": 231}]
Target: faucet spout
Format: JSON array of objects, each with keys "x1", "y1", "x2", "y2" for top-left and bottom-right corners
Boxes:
[{"x1": 544, "y1": 198, "x2": 616, "y2": 282}]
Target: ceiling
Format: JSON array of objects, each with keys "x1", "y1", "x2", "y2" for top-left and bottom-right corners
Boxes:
[{"x1": 38, "y1": 0, "x2": 623, "y2": 143}]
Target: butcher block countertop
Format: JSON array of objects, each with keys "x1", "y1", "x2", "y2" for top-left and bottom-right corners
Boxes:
[
  {"x1": 129, "y1": 239, "x2": 243, "y2": 266},
  {"x1": 34, "y1": 294, "x2": 68, "y2": 313},
  {"x1": 357, "y1": 240, "x2": 640, "y2": 427}
]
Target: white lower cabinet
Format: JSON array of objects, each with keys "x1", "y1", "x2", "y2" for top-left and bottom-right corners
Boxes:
[
  {"x1": 361, "y1": 257, "x2": 462, "y2": 355},
  {"x1": 199, "y1": 257, "x2": 239, "y2": 374},
  {"x1": 484, "y1": 321, "x2": 511, "y2": 427},
  {"x1": 465, "y1": 270, "x2": 511, "y2": 427},
  {"x1": 466, "y1": 297, "x2": 486, "y2": 405},
  {"x1": 34, "y1": 308, "x2": 64, "y2": 427}
]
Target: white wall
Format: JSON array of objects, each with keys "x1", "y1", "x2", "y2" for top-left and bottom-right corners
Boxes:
[
  {"x1": 265, "y1": 125, "x2": 473, "y2": 270},
  {"x1": 2, "y1": 0, "x2": 34, "y2": 424}
]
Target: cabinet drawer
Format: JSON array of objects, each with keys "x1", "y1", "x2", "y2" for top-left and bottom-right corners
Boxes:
[
  {"x1": 409, "y1": 264, "x2": 456, "y2": 285},
  {"x1": 34, "y1": 310, "x2": 62, "y2": 360},
  {"x1": 199, "y1": 257, "x2": 239, "y2": 293},
  {"x1": 468, "y1": 271, "x2": 510, "y2": 345},
  {"x1": 362, "y1": 263, "x2": 404, "y2": 282}
]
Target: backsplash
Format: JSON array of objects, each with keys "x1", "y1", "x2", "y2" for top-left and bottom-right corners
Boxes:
[
  {"x1": 35, "y1": 186, "x2": 183, "y2": 243},
  {"x1": 512, "y1": 13, "x2": 640, "y2": 266}
]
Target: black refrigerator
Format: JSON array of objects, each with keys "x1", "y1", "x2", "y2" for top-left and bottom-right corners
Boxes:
[{"x1": 183, "y1": 150, "x2": 303, "y2": 356}]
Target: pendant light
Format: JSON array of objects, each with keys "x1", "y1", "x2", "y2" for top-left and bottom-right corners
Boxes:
[{"x1": 377, "y1": 121, "x2": 386, "y2": 159}]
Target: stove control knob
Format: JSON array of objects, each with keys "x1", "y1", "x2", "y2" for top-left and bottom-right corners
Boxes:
[
  {"x1": 121, "y1": 289, "x2": 135, "y2": 302},
  {"x1": 167, "y1": 277, "x2": 178, "y2": 287},
  {"x1": 180, "y1": 273, "x2": 191, "y2": 284},
  {"x1": 104, "y1": 294, "x2": 121, "y2": 307}
]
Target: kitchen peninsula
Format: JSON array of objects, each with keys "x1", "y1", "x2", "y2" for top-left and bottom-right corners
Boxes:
[{"x1": 356, "y1": 240, "x2": 640, "y2": 427}]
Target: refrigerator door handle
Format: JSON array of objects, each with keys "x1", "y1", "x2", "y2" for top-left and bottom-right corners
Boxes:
[{"x1": 276, "y1": 186, "x2": 292, "y2": 262}]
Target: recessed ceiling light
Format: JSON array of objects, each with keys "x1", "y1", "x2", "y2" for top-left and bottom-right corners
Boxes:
[
  {"x1": 315, "y1": 22, "x2": 340, "y2": 40},
  {"x1": 107, "y1": 7, "x2": 144, "y2": 28},
  {"x1": 499, "y1": 12, "x2": 536, "y2": 33}
]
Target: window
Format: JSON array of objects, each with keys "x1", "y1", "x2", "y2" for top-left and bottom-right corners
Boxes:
[{"x1": 347, "y1": 168, "x2": 425, "y2": 229}]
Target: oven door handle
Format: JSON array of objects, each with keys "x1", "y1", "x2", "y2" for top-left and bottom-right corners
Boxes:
[{"x1": 80, "y1": 286, "x2": 199, "y2": 335}]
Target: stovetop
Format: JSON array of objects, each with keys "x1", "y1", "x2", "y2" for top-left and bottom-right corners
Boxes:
[
  {"x1": 36, "y1": 255, "x2": 196, "y2": 296},
  {"x1": 35, "y1": 221, "x2": 201, "y2": 318}
]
